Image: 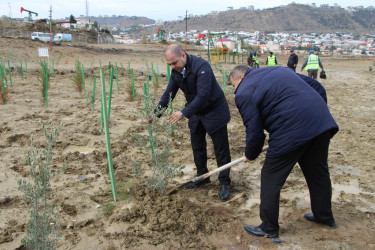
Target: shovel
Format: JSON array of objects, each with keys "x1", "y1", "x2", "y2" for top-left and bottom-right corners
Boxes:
[{"x1": 167, "y1": 145, "x2": 269, "y2": 195}]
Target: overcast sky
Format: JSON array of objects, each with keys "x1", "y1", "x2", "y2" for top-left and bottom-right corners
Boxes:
[{"x1": 1, "y1": 0, "x2": 373, "y2": 21}]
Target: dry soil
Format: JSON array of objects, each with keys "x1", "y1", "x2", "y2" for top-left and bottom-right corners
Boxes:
[{"x1": 0, "y1": 36, "x2": 375, "y2": 249}]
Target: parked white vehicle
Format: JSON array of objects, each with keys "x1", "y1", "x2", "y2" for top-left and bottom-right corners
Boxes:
[
  {"x1": 53, "y1": 33, "x2": 72, "y2": 42},
  {"x1": 31, "y1": 32, "x2": 51, "y2": 42}
]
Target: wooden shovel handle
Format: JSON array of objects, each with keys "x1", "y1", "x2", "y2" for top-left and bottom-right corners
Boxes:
[{"x1": 192, "y1": 145, "x2": 269, "y2": 183}]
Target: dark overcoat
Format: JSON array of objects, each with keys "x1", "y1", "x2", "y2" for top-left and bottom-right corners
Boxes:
[{"x1": 235, "y1": 66, "x2": 338, "y2": 159}]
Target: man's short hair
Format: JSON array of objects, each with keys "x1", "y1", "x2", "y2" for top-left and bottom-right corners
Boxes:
[{"x1": 227, "y1": 64, "x2": 250, "y2": 85}]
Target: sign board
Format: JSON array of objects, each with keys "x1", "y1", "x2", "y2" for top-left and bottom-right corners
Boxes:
[{"x1": 38, "y1": 48, "x2": 49, "y2": 57}]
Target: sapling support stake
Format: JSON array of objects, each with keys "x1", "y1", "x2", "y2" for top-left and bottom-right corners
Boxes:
[
  {"x1": 0, "y1": 65, "x2": 3, "y2": 89},
  {"x1": 100, "y1": 98, "x2": 104, "y2": 132},
  {"x1": 2, "y1": 64, "x2": 8, "y2": 90},
  {"x1": 8, "y1": 60, "x2": 12, "y2": 87},
  {"x1": 41, "y1": 61, "x2": 49, "y2": 108},
  {"x1": 115, "y1": 62, "x2": 119, "y2": 93},
  {"x1": 157, "y1": 64, "x2": 160, "y2": 85},
  {"x1": 143, "y1": 82, "x2": 156, "y2": 162},
  {"x1": 91, "y1": 75, "x2": 96, "y2": 112},
  {"x1": 25, "y1": 59, "x2": 27, "y2": 79},
  {"x1": 99, "y1": 64, "x2": 104, "y2": 132},
  {"x1": 169, "y1": 101, "x2": 174, "y2": 133},
  {"x1": 108, "y1": 66, "x2": 114, "y2": 121},
  {"x1": 100, "y1": 67, "x2": 118, "y2": 202},
  {"x1": 81, "y1": 63, "x2": 87, "y2": 99},
  {"x1": 20, "y1": 60, "x2": 23, "y2": 80},
  {"x1": 167, "y1": 63, "x2": 171, "y2": 82},
  {"x1": 151, "y1": 62, "x2": 155, "y2": 91},
  {"x1": 0, "y1": 63, "x2": 3, "y2": 87},
  {"x1": 0, "y1": 66, "x2": 7, "y2": 104},
  {"x1": 131, "y1": 68, "x2": 135, "y2": 101}
]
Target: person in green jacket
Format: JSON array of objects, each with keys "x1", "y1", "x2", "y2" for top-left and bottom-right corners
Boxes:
[
  {"x1": 252, "y1": 50, "x2": 259, "y2": 68},
  {"x1": 301, "y1": 50, "x2": 324, "y2": 79},
  {"x1": 266, "y1": 51, "x2": 277, "y2": 66}
]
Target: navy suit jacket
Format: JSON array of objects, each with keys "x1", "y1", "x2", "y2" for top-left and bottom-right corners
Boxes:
[{"x1": 158, "y1": 54, "x2": 230, "y2": 135}]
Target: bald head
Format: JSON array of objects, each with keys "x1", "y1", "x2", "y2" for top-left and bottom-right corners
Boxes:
[
  {"x1": 165, "y1": 44, "x2": 185, "y2": 57},
  {"x1": 165, "y1": 44, "x2": 187, "y2": 72}
]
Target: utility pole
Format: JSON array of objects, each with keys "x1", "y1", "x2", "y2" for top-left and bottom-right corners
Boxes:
[
  {"x1": 185, "y1": 10, "x2": 187, "y2": 52},
  {"x1": 49, "y1": 5, "x2": 52, "y2": 50},
  {"x1": 97, "y1": 26, "x2": 100, "y2": 44},
  {"x1": 86, "y1": 0, "x2": 89, "y2": 17},
  {"x1": 8, "y1": 3, "x2": 13, "y2": 18}
]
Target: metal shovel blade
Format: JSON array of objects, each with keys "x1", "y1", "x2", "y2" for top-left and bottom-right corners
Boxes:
[{"x1": 167, "y1": 145, "x2": 268, "y2": 195}]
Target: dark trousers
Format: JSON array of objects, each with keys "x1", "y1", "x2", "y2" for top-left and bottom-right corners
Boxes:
[
  {"x1": 190, "y1": 121, "x2": 231, "y2": 185},
  {"x1": 288, "y1": 66, "x2": 296, "y2": 72},
  {"x1": 259, "y1": 130, "x2": 335, "y2": 235},
  {"x1": 308, "y1": 70, "x2": 318, "y2": 79}
]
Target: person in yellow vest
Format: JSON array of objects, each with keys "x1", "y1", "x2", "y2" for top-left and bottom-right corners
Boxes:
[
  {"x1": 252, "y1": 50, "x2": 260, "y2": 68},
  {"x1": 266, "y1": 51, "x2": 277, "y2": 66},
  {"x1": 301, "y1": 50, "x2": 324, "y2": 79}
]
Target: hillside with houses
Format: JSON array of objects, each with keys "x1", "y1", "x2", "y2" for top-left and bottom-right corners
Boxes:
[{"x1": 1, "y1": 3, "x2": 374, "y2": 56}]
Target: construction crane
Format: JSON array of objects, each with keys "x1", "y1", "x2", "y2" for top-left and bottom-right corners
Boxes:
[{"x1": 20, "y1": 7, "x2": 38, "y2": 22}]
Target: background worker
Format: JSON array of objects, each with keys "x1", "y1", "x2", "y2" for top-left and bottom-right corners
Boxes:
[
  {"x1": 287, "y1": 49, "x2": 298, "y2": 71},
  {"x1": 301, "y1": 50, "x2": 324, "y2": 79},
  {"x1": 266, "y1": 51, "x2": 277, "y2": 66},
  {"x1": 228, "y1": 64, "x2": 338, "y2": 238},
  {"x1": 155, "y1": 44, "x2": 232, "y2": 201},
  {"x1": 247, "y1": 51, "x2": 254, "y2": 67},
  {"x1": 252, "y1": 50, "x2": 260, "y2": 68}
]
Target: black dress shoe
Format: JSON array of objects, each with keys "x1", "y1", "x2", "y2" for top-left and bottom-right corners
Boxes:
[
  {"x1": 185, "y1": 178, "x2": 211, "y2": 189},
  {"x1": 243, "y1": 225, "x2": 278, "y2": 238},
  {"x1": 304, "y1": 213, "x2": 336, "y2": 228},
  {"x1": 219, "y1": 184, "x2": 230, "y2": 201}
]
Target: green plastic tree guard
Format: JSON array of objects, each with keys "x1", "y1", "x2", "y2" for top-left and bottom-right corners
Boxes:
[{"x1": 100, "y1": 67, "x2": 118, "y2": 202}]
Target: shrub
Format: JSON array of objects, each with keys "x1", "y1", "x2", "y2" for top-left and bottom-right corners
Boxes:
[
  {"x1": 39, "y1": 61, "x2": 50, "y2": 104},
  {"x1": 0, "y1": 88, "x2": 9, "y2": 104},
  {"x1": 72, "y1": 60, "x2": 83, "y2": 94},
  {"x1": 133, "y1": 93, "x2": 184, "y2": 193},
  {"x1": 18, "y1": 120, "x2": 64, "y2": 249}
]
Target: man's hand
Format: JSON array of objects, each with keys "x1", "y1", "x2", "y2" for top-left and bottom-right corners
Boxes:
[
  {"x1": 168, "y1": 111, "x2": 183, "y2": 124},
  {"x1": 243, "y1": 153, "x2": 251, "y2": 163}
]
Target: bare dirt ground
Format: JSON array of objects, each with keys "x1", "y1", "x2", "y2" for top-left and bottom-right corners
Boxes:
[{"x1": 1, "y1": 36, "x2": 375, "y2": 249}]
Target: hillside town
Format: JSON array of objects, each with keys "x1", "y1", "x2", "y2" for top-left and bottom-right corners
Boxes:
[
  {"x1": 108, "y1": 4, "x2": 375, "y2": 56},
  {"x1": 1, "y1": 2, "x2": 374, "y2": 57},
  {"x1": 135, "y1": 30, "x2": 375, "y2": 56}
]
